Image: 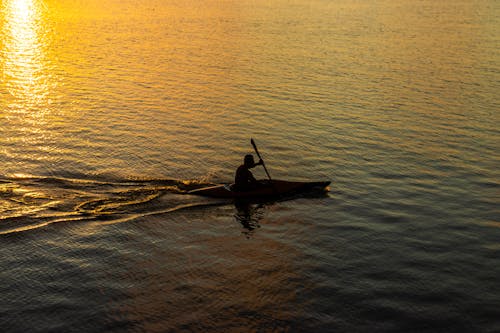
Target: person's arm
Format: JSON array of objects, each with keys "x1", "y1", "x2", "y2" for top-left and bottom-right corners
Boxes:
[{"x1": 248, "y1": 170, "x2": 258, "y2": 183}]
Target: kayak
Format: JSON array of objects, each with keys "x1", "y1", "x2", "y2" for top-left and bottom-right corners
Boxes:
[{"x1": 188, "y1": 179, "x2": 330, "y2": 200}]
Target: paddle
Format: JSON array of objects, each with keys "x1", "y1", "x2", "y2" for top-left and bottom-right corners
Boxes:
[{"x1": 250, "y1": 138, "x2": 272, "y2": 182}]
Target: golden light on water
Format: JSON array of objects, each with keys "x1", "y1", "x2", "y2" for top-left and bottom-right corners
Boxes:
[
  {"x1": 2, "y1": 0, "x2": 49, "y2": 110},
  {"x1": 11, "y1": 0, "x2": 34, "y2": 21}
]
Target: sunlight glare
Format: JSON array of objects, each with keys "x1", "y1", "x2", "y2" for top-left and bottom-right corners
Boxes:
[
  {"x1": 3, "y1": 0, "x2": 47, "y2": 109},
  {"x1": 12, "y1": 0, "x2": 34, "y2": 23}
]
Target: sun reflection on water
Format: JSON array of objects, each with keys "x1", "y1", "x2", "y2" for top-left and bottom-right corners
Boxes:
[
  {"x1": 2, "y1": 0, "x2": 49, "y2": 111},
  {"x1": 1, "y1": 0, "x2": 59, "y2": 161}
]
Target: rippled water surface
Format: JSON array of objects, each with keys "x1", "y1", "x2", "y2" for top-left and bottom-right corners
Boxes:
[{"x1": 1, "y1": 0, "x2": 499, "y2": 332}]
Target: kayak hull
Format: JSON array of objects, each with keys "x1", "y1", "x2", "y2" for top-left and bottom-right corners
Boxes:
[{"x1": 188, "y1": 179, "x2": 330, "y2": 199}]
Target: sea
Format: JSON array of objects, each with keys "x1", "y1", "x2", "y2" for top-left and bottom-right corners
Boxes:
[{"x1": 1, "y1": 0, "x2": 499, "y2": 332}]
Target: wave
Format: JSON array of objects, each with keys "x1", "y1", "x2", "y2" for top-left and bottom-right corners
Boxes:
[{"x1": 0, "y1": 174, "x2": 221, "y2": 235}]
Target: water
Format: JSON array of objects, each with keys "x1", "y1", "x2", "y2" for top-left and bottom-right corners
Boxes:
[{"x1": 1, "y1": 0, "x2": 499, "y2": 331}]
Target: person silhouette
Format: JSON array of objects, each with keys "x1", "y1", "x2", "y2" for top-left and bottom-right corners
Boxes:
[{"x1": 234, "y1": 154, "x2": 263, "y2": 191}]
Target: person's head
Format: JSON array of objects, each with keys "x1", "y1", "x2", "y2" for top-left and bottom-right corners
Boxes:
[{"x1": 244, "y1": 154, "x2": 256, "y2": 168}]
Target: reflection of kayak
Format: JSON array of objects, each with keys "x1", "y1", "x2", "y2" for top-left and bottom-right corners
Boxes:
[{"x1": 188, "y1": 179, "x2": 330, "y2": 199}]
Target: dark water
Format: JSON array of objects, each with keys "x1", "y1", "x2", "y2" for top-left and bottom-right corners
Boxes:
[{"x1": 1, "y1": 0, "x2": 499, "y2": 332}]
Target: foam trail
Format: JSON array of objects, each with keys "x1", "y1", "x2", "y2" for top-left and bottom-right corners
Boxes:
[
  {"x1": 0, "y1": 200, "x2": 229, "y2": 236},
  {"x1": 96, "y1": 201, "x2": 230, "y2": 226},
  {"x1": 0, "y1": 216, "x2": 97, "y2": 235}
]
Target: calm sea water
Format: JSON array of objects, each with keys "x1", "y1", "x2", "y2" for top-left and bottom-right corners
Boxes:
[{"x1": 1, "y1": 0, "x2": 499, "y2": 331}]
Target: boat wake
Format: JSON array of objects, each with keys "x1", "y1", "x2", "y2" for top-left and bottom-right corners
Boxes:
[{"x1": 0, "y1": 174, "x2": 222, "y2": 236}]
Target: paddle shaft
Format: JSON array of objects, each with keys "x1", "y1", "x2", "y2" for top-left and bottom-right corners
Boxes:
[{"x1": 251, "y1": 138, "x2": 272, "y2": 181}]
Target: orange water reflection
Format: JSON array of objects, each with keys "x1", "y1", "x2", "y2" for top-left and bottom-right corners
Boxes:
[
  {"x1": 1, "y1": 0, "x2": 60, "y2": 157},
  {"x1": 1, "y1": 0, "x2": 50, "y2": 110}
]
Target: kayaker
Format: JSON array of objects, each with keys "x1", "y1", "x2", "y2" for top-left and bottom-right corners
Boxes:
[{"x1": 234, "y1": 154, "x2": 263, "y2": 191}]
